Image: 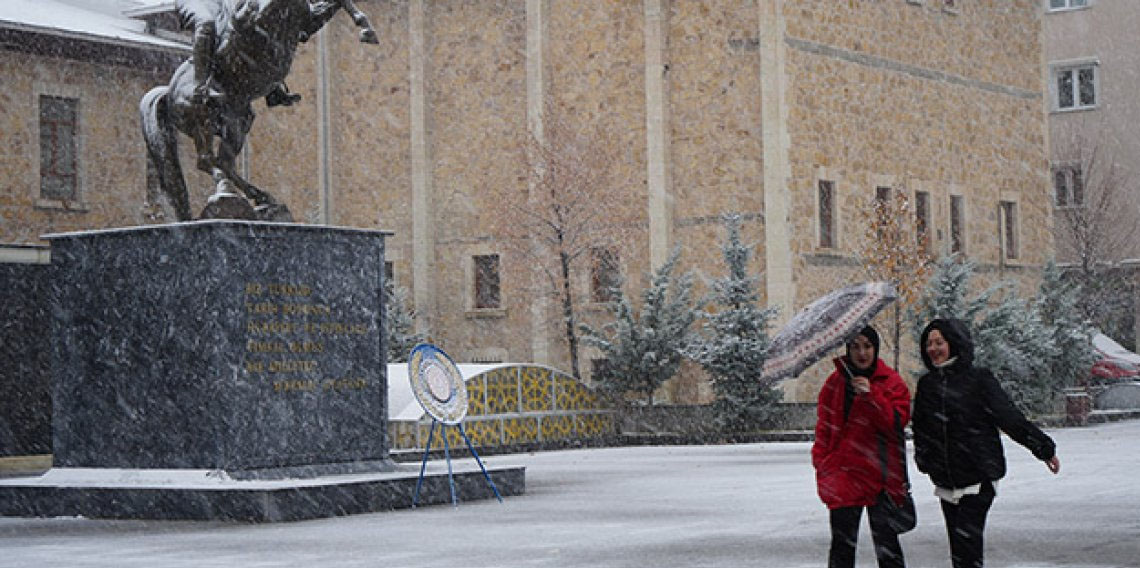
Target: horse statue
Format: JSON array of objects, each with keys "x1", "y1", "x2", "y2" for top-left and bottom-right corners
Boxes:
[{"x1": 141, "y1": 0, "x2": 378, "y2": 221}]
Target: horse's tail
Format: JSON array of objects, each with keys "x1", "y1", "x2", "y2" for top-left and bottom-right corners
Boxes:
[{"x1": 139, "y1": 87, "x2": 192, "y2": 221}]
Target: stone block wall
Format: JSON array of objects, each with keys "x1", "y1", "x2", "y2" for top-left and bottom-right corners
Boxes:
[
  {"x1": 0, "y1": 51, "x2": 182, "y2": 242},
  {"x1": 779, "y1": 0, "x2": 1052, "y2": 396},
  {"x1": 1, "y1": 1, "x2": 1052, "y2": 406}
]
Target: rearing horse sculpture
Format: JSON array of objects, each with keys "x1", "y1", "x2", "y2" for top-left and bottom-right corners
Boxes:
[{"x1": 141, "y1": 0, "x2": 377, "y2": 221}]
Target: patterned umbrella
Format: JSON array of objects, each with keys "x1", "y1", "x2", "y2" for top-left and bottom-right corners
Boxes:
[{"x1": 761, "y1": 281, "x2": 897, "y2": 384}]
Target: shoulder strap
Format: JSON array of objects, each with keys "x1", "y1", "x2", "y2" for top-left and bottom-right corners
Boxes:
[{"x1": 878, "y1": 410, "x2": 911, "y2": 486}]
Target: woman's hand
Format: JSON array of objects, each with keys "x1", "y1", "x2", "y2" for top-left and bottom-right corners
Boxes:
[
  {"x1": 851, "y1": 377, "x2": 871, "y2": 394},
  {"x1": 1046, "y1": 455, "x2": 1061, "y2": 474}
]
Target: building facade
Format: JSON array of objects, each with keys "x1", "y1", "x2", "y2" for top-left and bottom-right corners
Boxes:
[
  {"x1": 2, "y1": 0, "x2": 1053, "y2": 407},
  {"x1": 1043, "y1": 0, "x2": 1140, "y2": 347}
]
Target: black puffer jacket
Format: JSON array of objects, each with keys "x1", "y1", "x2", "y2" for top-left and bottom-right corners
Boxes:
[{"x1": 913, "y1": 318, "x2": 1056, "y2": 489}]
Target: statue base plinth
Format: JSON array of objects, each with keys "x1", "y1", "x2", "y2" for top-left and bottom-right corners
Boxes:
[
  {"x1": 200, "y1": 191, "x2": 255, "y2": 220},
  {"x1": 199, "y1": 190, "x2": 294, "y2": 222}
]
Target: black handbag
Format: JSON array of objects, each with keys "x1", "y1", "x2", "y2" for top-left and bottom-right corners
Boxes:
[{"x1": 878, "y1": 411, "x2": 917, "y2": 534}]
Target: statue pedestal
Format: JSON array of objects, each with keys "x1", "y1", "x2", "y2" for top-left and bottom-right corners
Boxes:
[
  {"x1": 0, "y1": 221, "x2": 523, "y2": 520},
  {"x1": 48, "y1": 221, "x2": 393, "y2": 476}
]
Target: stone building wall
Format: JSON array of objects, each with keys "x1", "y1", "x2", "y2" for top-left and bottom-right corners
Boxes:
[
  {"x1": 780, "y1": 0, "x2": 1052, "y2": 397},
  {"x1": 0, "y1": 1, "x2": 1053, "y2": 405},
  {"x1": 1044, "y1": 0, "x2": 1140, "y2": 347},
  {"x1": 0, "y1": 51, "x2": 178, "y2": 242},
  {"x1": 668, "y1": 0, "x2": 767, "y2": 281}
]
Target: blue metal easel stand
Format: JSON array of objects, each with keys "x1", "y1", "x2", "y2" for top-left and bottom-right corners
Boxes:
[
  {"x1": 459, "y1": 423, "x2": 503, "y2": 503},
  {"x1": 411, "y1": 420, "x2": 436, "y2": 508},
  {"x1": 411, "y1": 419, "x2": 503, "y2": 508}
]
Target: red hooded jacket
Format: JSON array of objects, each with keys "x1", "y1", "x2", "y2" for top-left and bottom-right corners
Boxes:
[{"x1": 812, "y1": 357, "x2": 912, "y2": 509}]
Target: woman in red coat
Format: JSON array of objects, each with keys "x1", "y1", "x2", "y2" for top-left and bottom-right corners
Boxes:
[{"x1": 812, "y1": 326, "x2": 912, "y2": 568}]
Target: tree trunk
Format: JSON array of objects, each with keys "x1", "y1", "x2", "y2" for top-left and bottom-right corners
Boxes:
[{"x1": 559, "y1": 249, "x2": 581, "y2": 380}]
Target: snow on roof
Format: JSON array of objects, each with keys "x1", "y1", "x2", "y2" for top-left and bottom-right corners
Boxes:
[{"x1": 0, "y1": 0, "x2": 187, "y2": 51}]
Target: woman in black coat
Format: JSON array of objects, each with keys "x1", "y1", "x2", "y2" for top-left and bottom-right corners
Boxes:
[{"x1": 913, "y1": 318, "x2": 1061, "y2": 568}]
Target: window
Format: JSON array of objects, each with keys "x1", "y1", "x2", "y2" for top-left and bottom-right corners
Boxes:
[
  {"x1": 590, "y1": 247, "x2": 621, "y2": 303},
  {"x1": 39, "y1": 95, "x2": 79, "y2": 201},
  {"x1": 1000, "y1": 201, "x2": 1019, "y2": 260},
  {"x1": 1049, "y1": 0, "x2": 1088, "y2": 11},
  {"x1": 1053, "y1": 165, "x2": 1084, "y2": 207},
  {"x1": 590, "y1": 358, "x2": 612, "y2": 382},
  {"x1": 818, "y1": 180, "x2": 836, "y2": 248},
  {"x1": 950, "y1": 195, "x2": 966, "y2": 254},
  {"x1": 383, "y1": 261, "x2": 395, "y2": 288},
  {"x1": 915, "y1": 191, "x2": 931, "y2": 253},
  {"x1": 1053, "y1": 62, "x2": 1097, "y2": 111},
  {"x1": 473, "y1": 254, "x2": 501, "y2": 309},
  {"x1": 875, "y1": 186, "x2": 892, "y2": 206},
  {"x1": 873, "y1": 186, "x2": 892, "y2": 240},
  {"x1": 381, "y1": 261, "x2": 398, "y2": 309}
]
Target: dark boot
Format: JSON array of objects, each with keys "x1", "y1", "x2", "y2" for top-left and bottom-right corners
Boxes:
[{"x1": 265, "y1": 84, "x2": 302, "y2": 107}]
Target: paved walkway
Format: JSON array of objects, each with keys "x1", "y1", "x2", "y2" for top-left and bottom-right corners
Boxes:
[{"x1": 0, "y1": 420, "x2": 1136, "y2": 568}]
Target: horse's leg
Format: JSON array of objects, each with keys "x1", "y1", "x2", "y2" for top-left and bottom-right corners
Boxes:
[
  {"x1": 301, "y1": 0, "x2": 377, "y2": 44},
  {"x1": 196, "y1": 128, "x2": 255, "y2": 220},
  {"x1": 214, "y1": 111, "x2": 259, "y2": 200},
  {"x1": 188, "y1": 111, "x2": 215, "y2": 174},
  {"x1": 215, "y1": 109, "x2": 293, "y2": 221},
  {"x1": 340, "y1": 0, "x2": 379, "y2": 44},
  {"x1": 140, "y1": 86, "x2": 193, "y2": 221}
]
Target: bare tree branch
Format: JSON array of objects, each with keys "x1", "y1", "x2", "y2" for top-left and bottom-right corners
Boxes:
[
  {"x1": 1052, "y1": 124, "x2": 1140, "y2": 274},
  {"x1": 489, "y1": 101, "x2": 638, "y2": 379}
]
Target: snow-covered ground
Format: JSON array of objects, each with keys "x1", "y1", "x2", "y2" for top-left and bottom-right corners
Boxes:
[{"x1": 0, "y1": 420, "x2": 1136, "y2": 568}]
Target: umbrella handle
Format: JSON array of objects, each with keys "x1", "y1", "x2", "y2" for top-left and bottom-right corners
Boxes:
[{"x1": 838, "y1": 357, "x2": 855, "y2": 381}]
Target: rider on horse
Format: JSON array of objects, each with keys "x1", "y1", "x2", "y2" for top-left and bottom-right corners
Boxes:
[
  {"x1": 178, "y1": 0, "x2": 301, "y2": 108},
  {"x1": 144, "y1": 0, "x2": 379, "y2": 221}
]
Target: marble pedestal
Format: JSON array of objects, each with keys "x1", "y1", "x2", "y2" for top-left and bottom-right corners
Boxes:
[{"x1": 0, "y1": 221, "x2": 523, "y2": 520}]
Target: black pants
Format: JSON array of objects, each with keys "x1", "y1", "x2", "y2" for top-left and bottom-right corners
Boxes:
[
  {"x1": 938, "y1": 481, "x2": 996, "y2": 568},
  {"x1": 828, "y1": 500, "x2": 906, "y2": 568}
]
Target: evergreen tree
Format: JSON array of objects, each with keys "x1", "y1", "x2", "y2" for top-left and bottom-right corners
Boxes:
[
  {"x1": 580, "y1": 248, "x2": 697, "y2": 406},
  {"x1": 688, "y1": 215, "x2": 780, "y2": 434},
  {"x1": 908, "y1": 254, "x2": 992, "y2": 334},
  {"x1": 1035, "y1": 261, "x2": 1097, "y2": 391},
  {"x1": 911, "y1": 256, "x2": 1093, "y2": 415},
  {"x1": 384, "y1": 280, "x2": 424, "y2": 363},
  {"x1": 973, "y1": 285, "x2": 1057, "y2": 413}
]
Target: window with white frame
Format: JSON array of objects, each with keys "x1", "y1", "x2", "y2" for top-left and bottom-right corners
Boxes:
[
  {"x1": 875, "y1": 186, "x2": 892, "y2": 206},
  {"x1": 1000, "y1": 200, "x2": 1019, "y2": 260},
  {"x1": 915, "y1": 191, "x2": 931, "y2": 254},
  {"x1": 873, "y1": 186, "x2": 892, "y2": 241},
  {"x1": 590, "y1": 247, "x2": 621, "y2": 303},
  {"x1": 1053, "y1": 164, "x2": 1084, "y2": 207},
  {"x1": 473, "y1": 254, "x2": 501, "y2": 309},
  {"x1": 1049, "y1": 0, "x2": 1088, "y2": 11},
  {"x1": 1052, "y1": 62, "x2": 1098, "y2": 111},
  {"x1": 39, "y1": 95, "x2": 79, "y2": 202},
  {"x1": 590, "y1": 357, "x2": 612, "y2": 383},
  {"x1": 950, "y1": 195, "x2": 966, "y2": 255},
  {"x1": 818, "y1": 180, "x2": 836, "y2": 249}
]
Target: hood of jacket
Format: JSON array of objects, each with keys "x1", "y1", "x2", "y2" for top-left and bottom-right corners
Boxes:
[{"x1": 919, "y1": 318, "x2": 974, "y2": 372}]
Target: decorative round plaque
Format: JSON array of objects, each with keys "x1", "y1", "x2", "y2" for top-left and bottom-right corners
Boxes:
[{"x1": 408, "y1": 343, "x2": 468, "y2": 424}]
